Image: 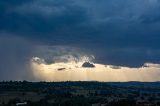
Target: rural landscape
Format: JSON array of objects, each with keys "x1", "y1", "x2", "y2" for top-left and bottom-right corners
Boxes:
[
  {"x1": 1, "y1": 0, "x2": 160, "y2": 106},
  {"x1": 0, "y1": 81, "x2": 160, "y2": 106}
]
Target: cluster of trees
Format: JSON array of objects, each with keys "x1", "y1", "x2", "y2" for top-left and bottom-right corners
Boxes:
[{"x1": 1, "y1": 98, "x2": 136, "y2": 106}]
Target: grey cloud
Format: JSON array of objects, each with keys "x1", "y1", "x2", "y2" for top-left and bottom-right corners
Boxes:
[
  {"x1": 32, "y1": 46, "x2": 95, "y2": 64},
  {"x1": 109, "y1": 65, "x2": 121, "y2": 69},
  {"x1": 82, "y1": 62, "x2": 95, "y2": 68},
  {"x1": 0, "y1": 0, "x2": 160, "y2": 68},
  {"x1": 15, "y1": 0, "x2": 76, "y2": 17}
]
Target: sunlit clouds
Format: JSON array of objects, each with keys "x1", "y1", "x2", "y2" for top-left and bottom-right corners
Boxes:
[
  {"x1": 30, "y1": 56, "x2": 160, "y2": 82},
  {"x1": 28, "y1": 46, "x2": 160, "y2": 82}
]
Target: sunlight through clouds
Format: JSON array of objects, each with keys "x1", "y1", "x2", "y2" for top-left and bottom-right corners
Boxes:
[
  {"x1": 29, "y1": 46, "x2": 160, "y2": 82},
  {"x1": 30, "y1": 56, "x2": 160, "y2": 82}
]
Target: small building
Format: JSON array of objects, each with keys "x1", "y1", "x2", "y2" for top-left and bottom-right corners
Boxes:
[{"x1": 16, "y1": 102, "x2": 27, "y2": 106}]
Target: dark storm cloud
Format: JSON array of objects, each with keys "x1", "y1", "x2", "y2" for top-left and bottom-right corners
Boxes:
[
  {"x1": 82, "y1": 62, "x2": 95, "y2": 68},
  {"x1": 0, "y1": 0, "x2": 88, "y2": 38},
  {"x1": 1, "y1": 0, "x2": 160, "y2": 67}
]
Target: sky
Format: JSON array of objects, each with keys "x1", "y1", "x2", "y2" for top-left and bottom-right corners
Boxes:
[{"x1": 0, "y1": 0, "x2": 160, "y2": 81}]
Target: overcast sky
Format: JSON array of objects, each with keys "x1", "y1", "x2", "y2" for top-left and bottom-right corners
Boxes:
[{"x1": 1, "y1": 0, "x2": 160, "y2": 81}]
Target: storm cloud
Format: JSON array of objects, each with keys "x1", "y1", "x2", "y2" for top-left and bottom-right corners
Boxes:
[{"x1": 1, "y1": 0, "x2": 160, "y2": 80}]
